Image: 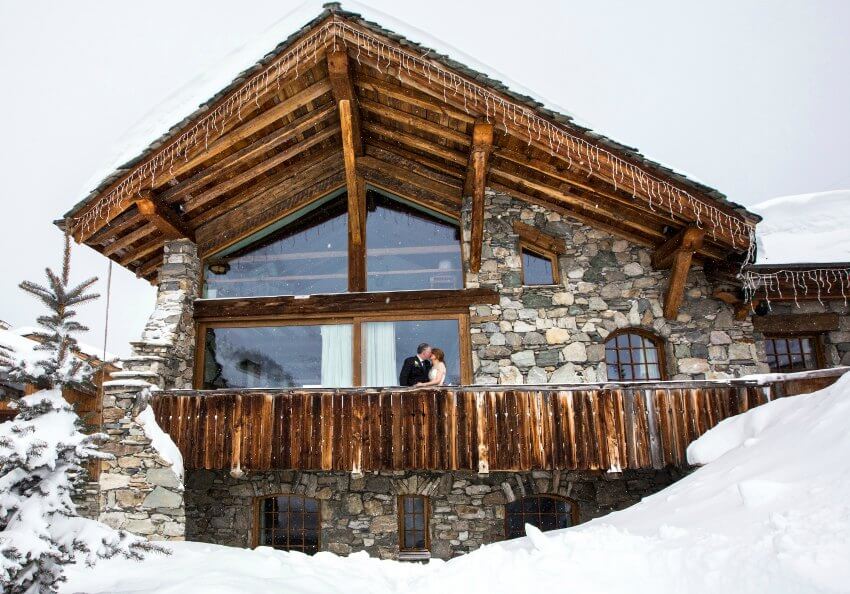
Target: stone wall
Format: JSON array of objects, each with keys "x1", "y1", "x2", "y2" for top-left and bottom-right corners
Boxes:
[
  {"x1": 120, "y1": 239, "x2": 200, "y2": 390},
  {"x1": 462, "y1": 190, "x2": 768, "y2": 384},
  {"x1": 185, "y1": 468, "x2": 683, "y2": 560},
  {"x1": 97, "y1": 381, "x2": 185, "y2": 540}
]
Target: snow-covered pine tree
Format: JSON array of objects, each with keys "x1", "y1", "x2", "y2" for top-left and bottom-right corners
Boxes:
[{"x1": 0, "y1": 233, "x2": 158, "y2": 594}]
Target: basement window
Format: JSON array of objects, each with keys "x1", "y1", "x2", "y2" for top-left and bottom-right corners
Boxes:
[
  {"x1": 605, "y1": 330, "x2": 665, "y2": 381},
  {"x1": 257, "y1": 495, "x2": 320, "y2": 554},
  {"x1": 398, "y1": 495, "x2": 430, "y2": 554},
  {"x1": 505, "y1": 495, "x2": 577, "y2": 539}
]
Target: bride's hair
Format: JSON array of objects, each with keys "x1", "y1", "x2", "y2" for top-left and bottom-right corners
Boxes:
[{"x1": 431, "y1": 347, "x2": 445, "y2": 362}]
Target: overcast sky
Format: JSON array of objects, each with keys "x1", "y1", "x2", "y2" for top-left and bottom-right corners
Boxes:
[{"x1": 1, "y1": 0, "x2": 848, "y2": 357}]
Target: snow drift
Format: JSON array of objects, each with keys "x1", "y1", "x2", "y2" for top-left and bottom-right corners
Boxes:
[{"x1": 62, "y1": 374, "x2": 850, "y2": 594}]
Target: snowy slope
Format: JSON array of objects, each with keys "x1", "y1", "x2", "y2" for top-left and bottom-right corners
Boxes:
[
  {"x1": 753, "y1": 189, "x2": 850, "y2": 265},
  {"x1": 62, "y1": 373, "x2": 850, "y2": 594}
]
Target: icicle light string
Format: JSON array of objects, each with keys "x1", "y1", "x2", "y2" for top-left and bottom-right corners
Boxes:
[
  {"x1": 71, "y1": 15, "x2": 755, "y2": 257},
  {"x1": 742, "y1": 267, "x2": 850, "y2": 309}
]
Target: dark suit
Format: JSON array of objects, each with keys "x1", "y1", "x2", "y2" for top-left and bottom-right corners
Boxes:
[{"x1": 399, "y1": 356, "x2": 432, "y2": 386}]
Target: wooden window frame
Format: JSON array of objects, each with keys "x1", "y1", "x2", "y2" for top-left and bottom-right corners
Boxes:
[
  {"x1": 252, "y1": 493, "x2": 321, "y2": 554},
  {"x1": 763, "y1": 333, "x2": 825, "y2": 373},
  {"x1": 504, "y1": 494, "x2": 579, "y2": 539},
  {"x1": 194, "y1": 311, "x2": 473, "y2": 388},
  {"x1": 519, "y1": 242, "x2": 561, "y2": 286},
  {"x1": 604, "y1": 328, "x2": 668, "y2": 381},
  {"x1": 397, "y1": 494, "x2": 430, "y2": 553}
]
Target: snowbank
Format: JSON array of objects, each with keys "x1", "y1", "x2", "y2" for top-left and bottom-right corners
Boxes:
[
  {"x1": 62, "y1": 375, "x2": 850, "y2": 594},
  {"x1": 753, "y1": 189, "x2": 850, "y2": 264},
  {"x1": 137, "y1": 405, "x2": 184, "y2": 480}
]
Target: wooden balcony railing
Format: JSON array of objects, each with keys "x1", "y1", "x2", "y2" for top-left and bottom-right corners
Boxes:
[{"x1": 150, "y1": 367, "x2": 847, "y2": 474}]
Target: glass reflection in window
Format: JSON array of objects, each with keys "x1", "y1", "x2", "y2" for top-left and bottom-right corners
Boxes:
[
  {"x1": 362, "y1": 318, "x2": 461, "y2": 386},
  {"x1": 258, "y1": 495, "x2": 319, "y2": 554},
  {"x1": 366, "y1": 191, "x2": 462, "y2": 292},
  {"x1": 203, "y1": 324, "x2": 353, "y2": 389},
  {"x1": 203, "y1": 194, "x2": 348, "y2": 299},
  {"x1": 521, "y1": 246, "x2": 556, "y2": 285}
]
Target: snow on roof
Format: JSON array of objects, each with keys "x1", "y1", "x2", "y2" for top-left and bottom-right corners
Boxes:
[
  {"x1": 70, "y1": 0, "x2": 747, "y2": 220},
  {"x1": 0, "y1": 328, "x2": 45, "y2": 377},
  {"x1": 12, "y1": 326, "x2": 120, "y2": 365},
  {"x1": 752, "y1": 189, "x2": 850, "y2": 265}
]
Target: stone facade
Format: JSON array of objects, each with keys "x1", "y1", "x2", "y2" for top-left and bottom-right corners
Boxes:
[
  {"x1": 462, "y1": 190, "x2": 769, "y2": 384},
  {"x1": 94, "y1": 239, "x2": 201, "y2": 540},
  {"x1": 185, "y1": 468, "x2": 683, "y2": 560},
  {"x1": 120, "y1": 239, "x2": 201, "y2": 390},
  {"x1": 97, "y1": 381, "x2": 185, "y2": 540}
]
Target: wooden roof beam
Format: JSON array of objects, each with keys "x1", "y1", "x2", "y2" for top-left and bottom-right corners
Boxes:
[
  {"x1": 465, "y1": 120, "x2": 494, "y2": 273},
  {"x1": 340, "y1": 99, "x2": 366, "y2": 292},
  {"x1": 135, "y1": 195, "x2": 195, "y2": 242},
  {"x1": 652, "y1": 227, "x2": 705, "y2": 319},
  {"x1": 102, "y1": 222, "x2": 157, "y2": 257},
  {"x1": 328, "y1": 49, "x2": 363, "y2": 156},
  {"x1": 652, "y1": 226, "x2": 706, "y2": 270}
]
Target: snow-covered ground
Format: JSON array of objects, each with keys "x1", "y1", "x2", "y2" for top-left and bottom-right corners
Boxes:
[
  {"x1": 62, "y1": 374, "x2": 850, "y2": 594},
  {"x1": 753, "y1": 189, "x2": 850, "y2": 265}
]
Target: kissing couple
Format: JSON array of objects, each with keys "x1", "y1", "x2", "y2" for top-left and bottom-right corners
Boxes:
[{"x1": 398, "y1": 343, "x2": 447, "y2": 387}]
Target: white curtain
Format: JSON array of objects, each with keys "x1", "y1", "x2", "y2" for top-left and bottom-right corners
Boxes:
[
  {"x1": 320, "y1": 324, "x2": 353, "y2": 387},
  {"x1": 364, "y1": 322, "x2": 397, "y2": 386}
]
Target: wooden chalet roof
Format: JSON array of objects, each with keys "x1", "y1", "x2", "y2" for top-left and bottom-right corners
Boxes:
[{"x1": 61, "y1": 3, "x2": 761, "y2": 283}]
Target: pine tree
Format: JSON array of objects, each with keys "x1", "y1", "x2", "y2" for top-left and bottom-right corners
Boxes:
[{"x1": 0, "y1": 233, "x2": 158, "y2": 594}]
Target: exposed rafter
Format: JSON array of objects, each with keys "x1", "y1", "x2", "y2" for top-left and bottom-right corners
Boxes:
[
  {"x1": 465, "y1": 120, "x2": 494, "y2": 274},
  {"x1": 135, "y1": 195, "x2": 194, "y2": 242},
  {"x1": 327, "y1": 49, "x2": 363, "y2": 156}
]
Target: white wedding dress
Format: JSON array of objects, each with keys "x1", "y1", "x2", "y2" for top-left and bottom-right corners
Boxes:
[{"x1": 428, "y1": 363, "x2": 447, "y2": 385}]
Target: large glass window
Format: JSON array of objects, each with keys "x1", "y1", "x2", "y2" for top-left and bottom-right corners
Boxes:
[
  {"x1": 764, "y1": 335, "x2": 821, "y2": 372},
  {"x1": 203, "y1": 194, "x2": 348, "y2": 298},
  {"x1": 362, "y1": 319, "x2": 461, "y2": 386},
  {"x1": 605, "y1": 330, "x2": 664, "y2": 381},
  {"x1": 505, "y1": 496, "x2": 576, "y2": 539},
  {"x1": 366, "y1": 191, "x2": 462, "y2": 292},
  {"x1": 257, "y1": 495, "x2": 319, "y2": 554},
  {"x1": 202, "y1": 324, "x2": 353, "y2": 389}
]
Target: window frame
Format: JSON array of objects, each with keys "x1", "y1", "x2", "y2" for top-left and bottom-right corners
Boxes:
[
  {"x1": 519, "y1": 242, "x2": 561, "y2": 286},
  {"x1": 604, "y1": 328, "x2": 668, "y2": 381},
  {"x1": 194, "y1": 312, "x2": 473, "y2": 388},
  {"x1": 397, "y1": 494, "x2": 430, "y2": 552},
  {"x1": 763, "y1": 333, "x2": 825, "y2": 373},
  {"x1": 252, "y1": 493, "x2": 321, "y2": 554},
  {"x1": 504, "y1": 494, "x2": 579, "y2": 539}
]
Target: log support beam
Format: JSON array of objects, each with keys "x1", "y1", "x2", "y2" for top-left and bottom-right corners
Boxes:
[
  {"x1": 653, "y1": 227, "x2": 705, "y2": 320},
  {"x1": 340, "y1": 99, "x2": 366, "y2": 291},
  {"x1": 465, "y1": 120, "x2": 494, "y2": 273},
  {"x1": 135, "y1": 195, "x2": 195, "y2": 242}
]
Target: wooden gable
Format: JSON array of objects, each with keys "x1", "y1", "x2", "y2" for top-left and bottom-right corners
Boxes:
[{"x1": 63, "y1": 6, "x2": 760, "y2": 285}]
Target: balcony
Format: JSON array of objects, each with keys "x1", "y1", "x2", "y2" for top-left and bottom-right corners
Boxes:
[{"x1": 150, "y1": 367, "x2": 847, "y2": 474}]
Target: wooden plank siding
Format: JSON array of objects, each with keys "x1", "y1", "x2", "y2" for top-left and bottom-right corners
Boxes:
[{"x1": 151, "y1": 367, "x2": 848, "y2": 473}]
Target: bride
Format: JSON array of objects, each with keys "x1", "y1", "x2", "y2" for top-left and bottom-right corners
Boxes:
[{"x1": 416, "y1": 347, "x2": 447, "y2": 387}]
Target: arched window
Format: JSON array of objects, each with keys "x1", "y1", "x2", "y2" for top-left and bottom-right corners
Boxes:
[
  {"x1": 256, "y1": 494, "x2": 320, "y2": 554},
  {"x1": 605, "y1": 329, "x2": 665, "y2": 381},
  {"x1": 505, "y1": 495, "x2": 577, "y2": 539}
]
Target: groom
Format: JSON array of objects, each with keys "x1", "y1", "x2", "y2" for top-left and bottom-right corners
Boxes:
[{"x1": 399, "y1": 343, "x2": 432, "y2": 387}]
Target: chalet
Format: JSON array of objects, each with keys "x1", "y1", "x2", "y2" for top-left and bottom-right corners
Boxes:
[{"x1": 57, "y1": 4, "x2": 849, "y2": 560}]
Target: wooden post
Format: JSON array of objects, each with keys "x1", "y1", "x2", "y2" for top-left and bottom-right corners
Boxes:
[
  {"x1": 475, "y1": 392, "x2": 489, "y2": 475},
  {"x1": 465, "y1": 120, "x2": 494, "y2": 274},
  {"x1": 652, "y1": 226, "x2": 704, "y2": 320},
  {"x1": 340, "y1": 99, "x2": 366, "y2": 292}
]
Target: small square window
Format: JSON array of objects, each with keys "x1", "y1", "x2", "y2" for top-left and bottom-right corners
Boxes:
[
  {"x1": 521, "y1": 246, "x2": 558, "y2": 285},
  {"x1": 764, "y1": 336, "x2": 821, "y2": 372}
]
